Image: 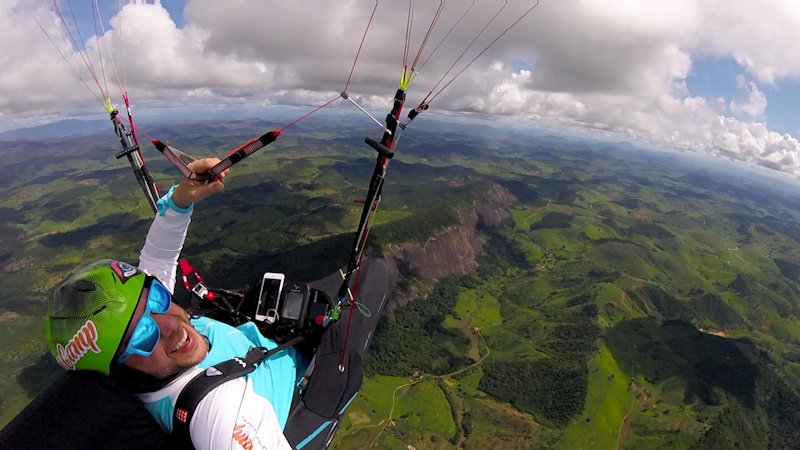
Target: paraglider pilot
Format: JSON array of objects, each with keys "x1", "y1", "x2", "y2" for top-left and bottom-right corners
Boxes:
[{"x1": 46, "y1": 158, "x2": 302, "y2": 450}]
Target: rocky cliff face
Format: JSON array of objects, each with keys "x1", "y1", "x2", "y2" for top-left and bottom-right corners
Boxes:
[
  {"x1": 384, "y1": 183, "x2": 516, "y2": 313},
  {"x1": 389, "y1": 209, "x2": 483, "y2": 280},
  {"x1": 476, "y1": 183, "x2": 516, "y2": 226}
]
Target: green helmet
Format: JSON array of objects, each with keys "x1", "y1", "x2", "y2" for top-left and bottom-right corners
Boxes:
[{"x1": 46, "y1": 260, "x2": 146, "y2": 375}]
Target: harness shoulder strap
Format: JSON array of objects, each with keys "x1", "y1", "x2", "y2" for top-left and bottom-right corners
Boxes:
[{"x1": 172, "y1": 336, "x2": 305, "y2": 448}]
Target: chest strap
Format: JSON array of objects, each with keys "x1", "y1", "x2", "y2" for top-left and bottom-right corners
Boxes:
[{"x1": 172, "y1": 336, "x2": 305, "y2": 447}]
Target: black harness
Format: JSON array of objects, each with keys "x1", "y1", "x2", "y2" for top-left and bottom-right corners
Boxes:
[
  {"x1": 169, "y1": 310, "x2": 366, "y2": 450},
  {"x1": 171, "y1": 336, "x2": 305, "y2": 447}
]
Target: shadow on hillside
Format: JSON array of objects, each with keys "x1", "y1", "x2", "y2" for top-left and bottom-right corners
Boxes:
[
  {"x1": 605, "y1": 318, "x2": 759, "y2": 408},
  {"x1": 203, "y1": 232, "x2": 355, "y2": 289}
]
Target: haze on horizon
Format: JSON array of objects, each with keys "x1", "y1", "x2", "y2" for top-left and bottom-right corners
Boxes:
[{"x1": 2, "y1": 1, "x2": 800, "y2": 179}]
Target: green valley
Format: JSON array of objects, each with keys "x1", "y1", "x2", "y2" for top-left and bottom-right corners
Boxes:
[{"x1": 2, "y1": 113, "x2": 800, "y2": 448}]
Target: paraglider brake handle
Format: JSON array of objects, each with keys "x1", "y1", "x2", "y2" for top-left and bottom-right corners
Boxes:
[{"x1": 153, "y1": 130, "x2": 280, "y2": 182}]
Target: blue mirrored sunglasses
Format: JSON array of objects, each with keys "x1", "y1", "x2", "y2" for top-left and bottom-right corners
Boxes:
[{"x1": 116, "y1": 277, "x2": 172, "y2": 364}]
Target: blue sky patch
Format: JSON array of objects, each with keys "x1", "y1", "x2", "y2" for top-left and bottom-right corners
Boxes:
[
  {"x1": 687, "y1": 56, "x2": 799, "y2": 135},
  {"x1": 160, "y1": 0, "x2": 187, "y2": 27},
  {"x1": 762, "y1": 81, "x2": 800, "y2": 136},
  {"x1": 512, "y1": 58, "x2": 532, "y2": 73},
  {"x1": 685, "y1": 57, "x2": 739, "y2": 111}
]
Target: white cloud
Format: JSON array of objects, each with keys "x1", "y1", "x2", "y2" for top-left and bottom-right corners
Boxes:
[
  {"x1": 0, "y1": 2, "x2": 97, "y2": 119},
  {"x1": 1, "y1": 1, "x2": 800, "y2": 178},
  {"x1": 691, "y1": 0, "x2": 800, "y2": 84},
  {"x1": 730, "y1": 75, "x2": 767, "y2": 120}
]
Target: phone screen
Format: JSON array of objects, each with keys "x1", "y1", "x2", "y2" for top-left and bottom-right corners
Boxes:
[
  {"x1": 283, "y1": 290, "x2": 304, "y2": 320},
  {"x1": 257, "y1": 275, "x2": 284, "y2": 319}
]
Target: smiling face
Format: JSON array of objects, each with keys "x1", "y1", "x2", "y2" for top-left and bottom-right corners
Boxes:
[{"x1": 118, "y1": 286, "x2": 209, "y2": 379}]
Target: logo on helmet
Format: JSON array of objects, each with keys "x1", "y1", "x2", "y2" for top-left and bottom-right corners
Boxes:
[
  {"x1": 110, "y1": 261, "x2": 139, "y2": 284},
  {"x1": 55, "y1": 320, "x2": 101, "y2": 370}
]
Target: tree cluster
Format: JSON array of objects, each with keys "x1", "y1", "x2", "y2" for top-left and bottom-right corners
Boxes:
[
  {"x1": 479, "y1": 357, "x2": 587, "y2": 428},
  {"x1": 366, "y1": 277, "x2": 472, "y2": 376}
]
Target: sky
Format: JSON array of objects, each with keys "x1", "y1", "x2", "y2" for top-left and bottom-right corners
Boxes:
[{"x1": 2, "y1": 0, "x2": 800, "y2": 178}]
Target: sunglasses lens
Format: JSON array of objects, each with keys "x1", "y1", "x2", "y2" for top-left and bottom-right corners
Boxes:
[
  {"x1": 129, "y1": 316, "x2": 160, "y2": 355},
  {"x1": 147, "y1": 279, "x2": 172, "y2": 313}
]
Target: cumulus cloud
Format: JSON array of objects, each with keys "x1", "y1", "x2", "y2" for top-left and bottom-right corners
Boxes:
[
  {"x1": 1, "y1": 1, "x2": 800, "y2": 178},
  {"x1": 730, "y1": 75, "x2": 767, "y2": 120},
  {"x1": 0, "y1": 2, "x2": 97, "y2": 120},
  {"x1": 691, "y1": 1, "x2": 800, "y2": 84}
]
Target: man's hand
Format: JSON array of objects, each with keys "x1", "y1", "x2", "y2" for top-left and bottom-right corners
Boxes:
[{"x1": 171, "y1": 158, "x2": 230, "y2": 208}]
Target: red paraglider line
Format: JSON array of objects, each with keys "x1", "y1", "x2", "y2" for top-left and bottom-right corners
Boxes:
[{"x1": 279, "y1": 95, "x2": 341, "y2": 132}]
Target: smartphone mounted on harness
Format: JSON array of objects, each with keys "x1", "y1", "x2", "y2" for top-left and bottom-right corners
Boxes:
[{"x1": 254, "y1": 272, "x2": 334, "y2": 344}]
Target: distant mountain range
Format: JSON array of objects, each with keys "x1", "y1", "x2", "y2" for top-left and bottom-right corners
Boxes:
[
  {"x1": 0, "y1": 107, "x2": 323, "y2": 141},
  {"x1": 0, "y1": 107, "x2": 560, "y2": 142},
  {"x1": 0, "y1": 119, "x2": 109, "y2": 140}
]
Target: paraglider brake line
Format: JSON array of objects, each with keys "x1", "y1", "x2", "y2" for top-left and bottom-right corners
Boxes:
[{"x1": 340, "y1": 92, "x2": 391, "y2": 135}]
